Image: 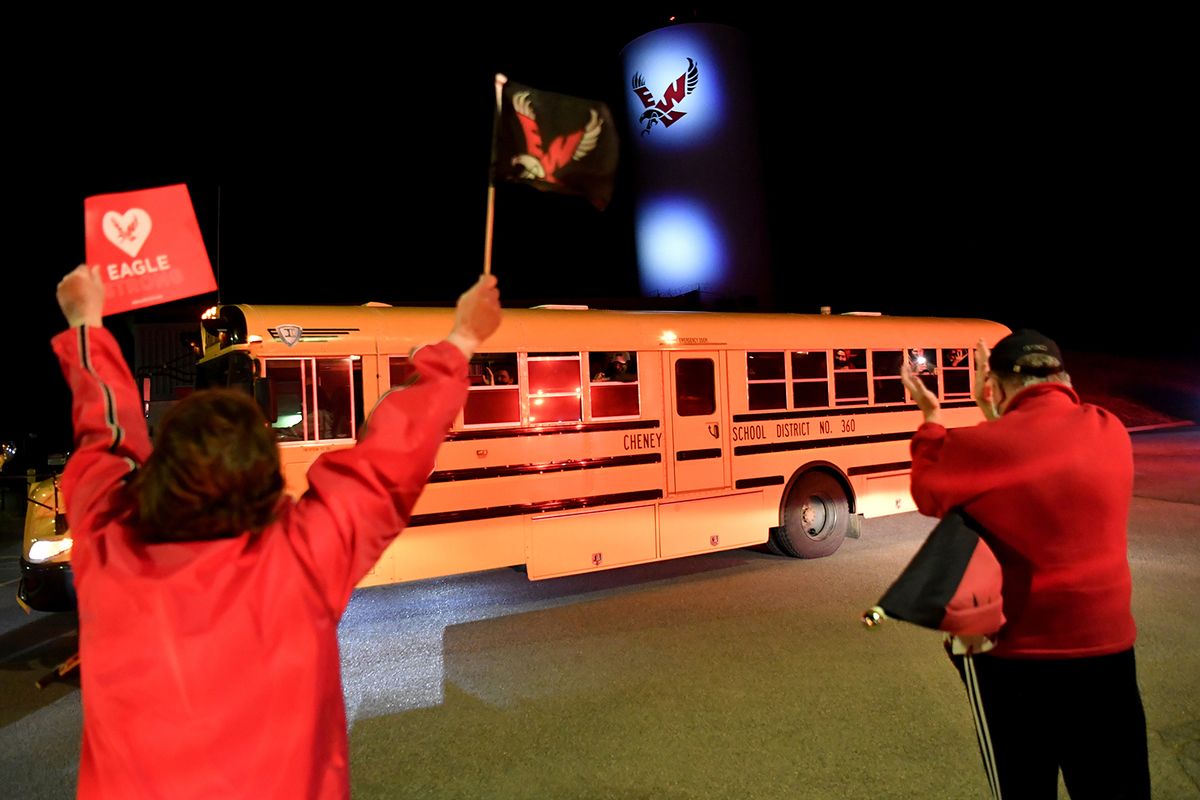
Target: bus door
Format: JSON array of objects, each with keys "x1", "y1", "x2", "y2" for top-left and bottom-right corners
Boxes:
[{"x1": 667, "y1": 352, "x2": 728, "y2": 493}]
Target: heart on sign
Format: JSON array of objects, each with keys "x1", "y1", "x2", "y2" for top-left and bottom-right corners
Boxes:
[{"x1": 102, "y1": 208, "x2": 153, "y2": 257}]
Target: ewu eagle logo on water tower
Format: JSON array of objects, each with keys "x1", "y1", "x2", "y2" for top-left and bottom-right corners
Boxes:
[{"x1": 630, "y1": 57, "x2": 699, "y2": 136}]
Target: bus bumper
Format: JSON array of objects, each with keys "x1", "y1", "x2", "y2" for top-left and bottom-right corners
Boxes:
[{"x1": 17, "y1": 559, "x2": 77, "y2": 612}]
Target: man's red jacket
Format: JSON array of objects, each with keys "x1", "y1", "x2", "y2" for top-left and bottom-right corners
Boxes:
[
  {"x1": 909, "y1": 383, "x2": 1137, "y2": 658},
  {"x1": 54, "y1": 326, "x2": 467, "y2": 799}
]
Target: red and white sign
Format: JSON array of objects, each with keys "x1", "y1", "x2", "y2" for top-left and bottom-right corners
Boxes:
[{"x1": 85, "y1": 183, "x2": 216, "y2": 316}]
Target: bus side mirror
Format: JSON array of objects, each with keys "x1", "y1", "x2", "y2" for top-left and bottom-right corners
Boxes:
[{"x1": 254, "y1": 378, "x2": 277, "y2": 423}]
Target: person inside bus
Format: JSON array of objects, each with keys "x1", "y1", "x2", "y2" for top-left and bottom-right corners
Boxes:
[
  {"x1": 908, "y1": 348, "x2": 936, "y2": 375},
  {"x1": 594, "y1": 351, "x2": 635, "y2": 382},
  {"x1": 51, "y1": 265, "x2": 501, "y2": 800},
  {"x1": 835, "y1": 349, "x2": 863, "y2": 370},
  {"x1": 485, "y1": 366, "x2": 514, "y2": 385}
]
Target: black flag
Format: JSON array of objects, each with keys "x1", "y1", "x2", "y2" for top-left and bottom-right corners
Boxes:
[
  {"x1": 492, "y1": 80, "x2": 618, "y2": 211},
  {"x1": 870, "y1": 510, "x2": 1005, "y2": 636}
]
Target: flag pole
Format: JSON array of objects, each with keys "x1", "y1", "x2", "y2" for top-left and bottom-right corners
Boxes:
[{"x1": 483, "y1": 73, "x2": 507, "y2": 276}]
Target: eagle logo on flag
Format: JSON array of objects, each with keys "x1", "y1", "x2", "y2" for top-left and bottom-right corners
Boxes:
[
  {"x1": 494, "y1": 81, "x2": 617, "y2": 210},
  {"x1": 631, "y1": 57, "x2": 700, "y2": 136},
  {"x1": 509, "y1": 91, "x2": 605, "y2": 183}
]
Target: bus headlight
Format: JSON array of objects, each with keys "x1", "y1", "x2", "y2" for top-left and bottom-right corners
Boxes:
[{"x1": 28, "y1": 537, "x2": 73, "y2": 563}]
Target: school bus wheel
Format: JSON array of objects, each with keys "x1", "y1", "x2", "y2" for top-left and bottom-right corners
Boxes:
[
  {"x1": 776, "y1": 470, "x2": 850, "y2": 559},
  {"x1": 762, "y1": 529, "x2": 788, "y2": 557}
]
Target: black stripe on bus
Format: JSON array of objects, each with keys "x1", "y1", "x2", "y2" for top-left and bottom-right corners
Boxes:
[
  {"x1": 446, "y1": 419, "x2": 661, "y2": 442},
  {"x1": 408, "y1": 489, "x2": 664, "y2": 527},
  {"x1": 732, "y1": 399, "x2": 976, "y2": 423},
  {"x1": 735, "y1": 475, "x2": 785, "y2": 489},
  {"x1": 676, "y1": 448, "x2": 722, "y2": 461},
  {"x1": 430, "y1": 453, "x2": 661, "y2": 483},
  {"x1": 267, "y1": 327, "x2": 360, "y2": 335},
  {"x1": 847, "y1": 461, "x2": 912, "y2": 476},
  {"x1": 734, "y1": 431, "x2": 914, "y2": 456}
]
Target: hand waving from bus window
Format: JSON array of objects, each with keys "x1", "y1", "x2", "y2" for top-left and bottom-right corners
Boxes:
[{"x1": 56, "y1": 264, "x2": 105, "y2": 328}]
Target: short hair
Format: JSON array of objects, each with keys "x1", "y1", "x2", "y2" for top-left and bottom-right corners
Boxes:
[{"x1": 129, "y1": 389, "x2": 283, "y2": 541}]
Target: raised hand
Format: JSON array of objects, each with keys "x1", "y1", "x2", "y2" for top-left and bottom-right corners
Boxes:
[
  {"x1": 56, "y1": 265, "x2": 105, "y2": 328},
  {"x1": 974, "y1": 338, "x2": 999, "y2": 420},
  {"x1": 447, "y1": 274, "x2": 502, "y2": 358},
  {"x1": 901, "y1": 360, "x2": 941, "y2": 425}
]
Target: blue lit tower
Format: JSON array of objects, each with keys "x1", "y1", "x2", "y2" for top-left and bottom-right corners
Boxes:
[{"x1": 621, "y1": 22, "x2": 770, "y2": 307}]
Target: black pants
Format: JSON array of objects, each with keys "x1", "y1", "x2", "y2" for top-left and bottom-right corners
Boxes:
[{"x1": 952, "y1": 648, "x2": 1151, "y2": 800}]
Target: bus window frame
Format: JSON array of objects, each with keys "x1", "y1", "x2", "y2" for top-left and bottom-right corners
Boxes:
[
  {"x1": 790, "y1": 349, "x2": 832, "y2": 410},
  {"x1": 587, "y1": 351, "x2": 641, "y2": 421},
  {"x1": 460, "y1": 351, "x2": 522, "y2": 430},
  {"x1": 527, "y1": 353, "x2": 584, "y2": 426},
  {"x1": 941, "y1": 347, "x2": 973, "y2": 399},
  {"x1": 746, "y1": 350, "x2": 787, "y2": 411},
  {"x1": 832, "y1": 349, "x2": 869, "y2": 407},
  {"x1": 870, "y1": 349, "x2": 907, "y2": 406},
  {"x1": 262, "y1": 356, "x2": 360, "y2": 445},
  {"x1": 744, "y1": 350, "x2": 835, "y2": 412}
]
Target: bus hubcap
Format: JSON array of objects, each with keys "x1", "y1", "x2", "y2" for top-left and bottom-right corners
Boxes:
[{"x1": 801, "y1": 497, "x2": 829, "y2": 538}]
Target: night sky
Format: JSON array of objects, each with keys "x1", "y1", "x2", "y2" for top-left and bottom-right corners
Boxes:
[{"x1": 6, "y1": 9, "x2": 1192, "y2": 457}]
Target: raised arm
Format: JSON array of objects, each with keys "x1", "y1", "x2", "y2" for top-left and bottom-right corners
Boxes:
[
  {"x1": 290, "y1": 274, "x2": 502, "y2": 614},
  {"x1": 52, "y1": 266, "x2": 152, "y2": 531}
]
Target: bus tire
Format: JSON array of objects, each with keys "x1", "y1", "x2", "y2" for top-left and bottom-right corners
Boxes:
[
  {"x1": 777, "y1": 470, "x2": 850, "y2": 559},
  {"x1": 764, "y1": 527, "x2": 788, "y2": 556}
]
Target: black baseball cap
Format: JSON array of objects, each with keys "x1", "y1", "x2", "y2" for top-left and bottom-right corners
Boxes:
[{"x1": 989, "y1": 329, "x2": 1065, "y2": 376}]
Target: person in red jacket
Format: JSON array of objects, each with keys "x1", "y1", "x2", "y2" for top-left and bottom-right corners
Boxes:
[
  {"x1": 54, "y1": 265, "x2": 501, "y2": 799},
  {"x1": 901, "y1": 330, "x2": 1150, "y2": 799}
]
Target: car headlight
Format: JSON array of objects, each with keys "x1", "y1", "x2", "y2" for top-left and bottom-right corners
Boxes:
[{"x1": 28, "y1": 537, "x2": 73, "y2": 563}]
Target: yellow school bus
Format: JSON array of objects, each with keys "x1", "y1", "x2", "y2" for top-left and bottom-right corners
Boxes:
[{"x1": 192, "y1": 303, "x2": 1007, "y2": 586}]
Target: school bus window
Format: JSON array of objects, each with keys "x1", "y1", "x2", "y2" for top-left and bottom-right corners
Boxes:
[
  {"x1": 464, "y1": 352, "x2": 520, "y2": 427},
  {"x1": 833, "y1": 349, "x2": 868, "y2": 406},
  {"x1": 590, "y1": 351, "x2": 637, "y2": 383},
  {"x1": 266, "y1": 360, "x2": 308, "y2": 440},
  {"x1": 942, "y1": 348, "x2": 972, "y2": 398},
  {"x1": 908, "y1": 348, "x2": 939, "y2": 396},
  {"x1": 591, "y1": 383, "x2": 639, "y2": 418},
  {"x1": 834, "y1": 349, "x2": 865, "y2": 370},
  {"x1": 469, "y1": 353, "x2": 519, "y2": 388},
  {"x1": 529, "y1": 354, "x2": 582, "y2": 424},
  {"x1": 676, "y1": 358, "x2": 716, "y2": 416},
  {"x1": 314, "y1": 358, "x2": 360, "y2": 440},
  {"x1": 946, "y1": 347, "x2": 970, "y2": 367},
  {"x1": 790, "y1": 351, "x2": 830, "y2": 409},
  {"x1": 908, "y1": 348, "x2": 937, "y2": 374},
  {"x1": 263, "y1": 358, "x2": 360, "y2": 442},
  {"x1": 589, "y1": 352, "x2": 639, "y2": 419},
  {"x1": 747, "y1": 351, "x2": 786, "y2": 410},
  {"x1": 872, "y1": 350, "x2": 906, "y2": 405}
]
